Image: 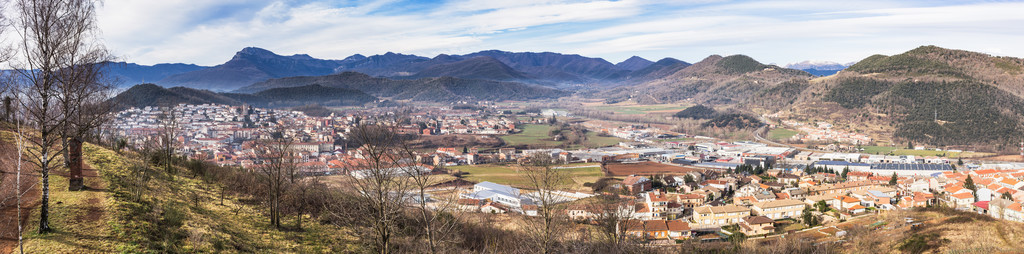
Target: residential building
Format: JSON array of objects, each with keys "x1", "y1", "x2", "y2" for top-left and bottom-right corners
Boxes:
[
  {"x1": 750, "y1": 199, "x2": 805, "y2": 220},
  {"x1": 692, "y1": 205, "x2": 751, "y2": 228},
  {"x1": 739, "y1": 216, "x2": 775, "y2": 236},
  {"x1": 623, "y1": 175, "x2": 653, "y2": 194}
]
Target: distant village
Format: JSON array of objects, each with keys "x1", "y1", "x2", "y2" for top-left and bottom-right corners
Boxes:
[{"x1": 106, "y1": 103, "x2": 1024, "y2": 244}]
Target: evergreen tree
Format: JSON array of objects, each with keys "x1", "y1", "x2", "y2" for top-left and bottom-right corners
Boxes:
[
  {"x1": 889, "y1": 172, "x2": 898, "y2": 186},
  {"x1": 957, "y1": 158, "x2": 964, "y2": 166},
  {"x1": 964, "y1": 175, "x2": 977, "y2": 192},
  {"x1": 841, "y1": 167, "x2": 850, "y2": 179},
  {"x1": 802, "y1": 206, "x2": 814, "y2": 225},
  {"x1": 815, "y1": 200, "x2": 829, "y2": 213}
]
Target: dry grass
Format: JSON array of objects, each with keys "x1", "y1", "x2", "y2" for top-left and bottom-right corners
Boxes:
[
  {"x1": 839, "y1": 208, "x2": 1024, "y2": 254},
  {"x1": 16, "y1": 141, "x2": 360, "y2": 253}
]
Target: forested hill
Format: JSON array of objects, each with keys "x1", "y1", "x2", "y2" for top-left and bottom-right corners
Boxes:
[
  {"x1": 235, "y1": 72, "x2": 570, "y2": 102},
  {"x1": 108, "y1": 83, "x2": 377, "y2": 110},
  {"x1": 753, "y1": 45, "x2": 1024, "y2": 148},
  {"x1": 601, "y1": 54, "x2": 812, "y2": 104}
]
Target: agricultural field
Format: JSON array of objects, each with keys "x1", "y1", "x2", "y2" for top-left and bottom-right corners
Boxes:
[
  {"x1": 501, "y1": 124, "x2": 625, "y2": 149},
  {"x1": 768, "y1": 128, "x2": 799, "y2": 140},
  {"x1": 588, "y1": 102, "x2": 689, "y2": 115},
  {"x1": 858, "y1": 146, "x2": 993, "y2": 158},
  {"x1": 501, "y1": 124, "x2": 563, "y2": 148},
  {"x1": 448, "y1": 163, "x2": 604, "y2": 192}
]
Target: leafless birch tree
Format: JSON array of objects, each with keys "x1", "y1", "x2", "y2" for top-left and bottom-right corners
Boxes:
[{"x1": 10, "y1": 0, "x2": 108, "y2": 232}]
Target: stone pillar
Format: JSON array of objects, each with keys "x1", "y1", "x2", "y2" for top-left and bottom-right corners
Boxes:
[{"x1": 69, "y1": 138, "x2": 84, "y2": 191}]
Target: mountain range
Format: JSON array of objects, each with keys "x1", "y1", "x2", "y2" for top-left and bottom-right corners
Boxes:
[
  {"x1": 119, "y1": 47, "x2": 691, "y2": 92},
  {"x1": 108, "y1": 45, "x2": 1024, "y2": 147},
  {"x1": 784, "y1": 61, "x2": 852, "y2": 77},
  {"x1": 101, "y1": 62, "x2": 208, "y2": 87},
  {"x1": 601, "y1": 54, "x2": 812, "y2": 104}
]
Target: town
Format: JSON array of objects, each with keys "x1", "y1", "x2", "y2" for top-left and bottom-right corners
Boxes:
[{"x1": 105, "y1": 102, "x2": 1024, "y2": 245}]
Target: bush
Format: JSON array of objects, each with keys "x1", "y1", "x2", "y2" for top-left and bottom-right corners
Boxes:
[{"x1": 898, "y1": 233, "x2": 949, "y2": 254}]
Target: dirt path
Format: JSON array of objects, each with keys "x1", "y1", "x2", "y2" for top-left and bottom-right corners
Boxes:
[
  {"x1": 1, "y1": 160, "x2": 105, "y2": 254},
  {"x1": 0, "y1": 170, "x2": 41, "y2": 254}
]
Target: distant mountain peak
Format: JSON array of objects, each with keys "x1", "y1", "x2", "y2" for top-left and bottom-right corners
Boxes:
[
  {"x1": 616, "y1": 56, "x2": 654, "y2": 71},
  {"x1": 237, "y1": 47, "x2": 275, "y2": 56},
  {"x1": 785, "y1": 60, "x2": 850, "y2": 71},
  {"x1": 290, "y1": 53, "x2": 314, "y2": 60}
]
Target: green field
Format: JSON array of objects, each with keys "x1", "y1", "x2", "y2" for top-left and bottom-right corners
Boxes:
[
  {"x1": 584, "y1": 132, "x2": 625, "y2": 147},
  {"x1": 768, "y1": 128, "x2": 799, "y2": 140},
  {"x1": 449, "y1": 163, "x2": 605, "y2": 191},
  {"x1": 860, "y1": 146, "x2": 899, "y2": 155},
  {"x1": 501, "y1": 124, "x2": 625, "y2": 149},
  {"x1": 592, "y1": 104, "x2": 689, "y2": 115},
  {"x1": 502, "y1": 124, "x2": 563, "y2": 147},
  {"x1": 860, "y1": 146, "x2": 965, "y2": 157}
]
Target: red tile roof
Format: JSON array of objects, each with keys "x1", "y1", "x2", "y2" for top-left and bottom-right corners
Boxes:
[
  {"x1": 644, "y1": 220, "x2": 668, "y2": 231},
  {"x1": 666, "y1": 220, "x2": 690, "y2": 231},
  {"x1": 951, "y1": 192, "x2": 974, "y2": 200}
]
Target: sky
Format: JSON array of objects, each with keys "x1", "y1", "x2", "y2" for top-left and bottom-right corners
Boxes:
[{"x1": 95, "y1": 0, "x2": 1024, "y2": 67}]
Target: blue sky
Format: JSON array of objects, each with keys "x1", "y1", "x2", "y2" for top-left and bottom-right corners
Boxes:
[{"x1": 97, "y1": 0, "x2": 1024, "y2": 66}]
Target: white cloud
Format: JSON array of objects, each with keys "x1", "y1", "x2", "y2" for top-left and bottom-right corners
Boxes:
[{"x1": 93, "y1": 0, "x2": 1024, "y2": 66}]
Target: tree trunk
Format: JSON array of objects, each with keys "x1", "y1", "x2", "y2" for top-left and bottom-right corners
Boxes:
[
  {"x1": 220, "y1": 186, "x2": 225, "y2": 206},
  {"x1": 420, "y1": 189, "x2": 435, "y2": 253},
  {"x1": 68, "y1": 138, "x2": 84, "y2": 191},
  {"x1": 39, "y1": 166, "x2": 52, "y2": 233},
  {"x1": 62, "y1": 133, "x2": 70, "y2": 168}
]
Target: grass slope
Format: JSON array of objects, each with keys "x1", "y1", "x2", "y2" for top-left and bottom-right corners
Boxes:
[{"x1": 18, "y1": 142, "x2": 357, "y2": 253}]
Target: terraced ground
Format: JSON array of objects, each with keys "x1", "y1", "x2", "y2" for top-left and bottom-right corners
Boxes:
[{"x1": 589, "y1": 102, "x2": 689, "y2": 115}]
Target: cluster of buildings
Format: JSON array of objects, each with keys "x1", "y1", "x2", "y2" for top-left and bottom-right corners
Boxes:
[
  {"x1": 555, "y1": 150, "x2": 1024, "y2": 243},
  {"x1": 779, "y1": 120, "x2": 872, "y2": 145},
  {"x1": 105, "y1": 104, "x2": 531, "y2": 177},
  {"x1": 458, "y1": 181, "x2": 592, "y2": 215}
]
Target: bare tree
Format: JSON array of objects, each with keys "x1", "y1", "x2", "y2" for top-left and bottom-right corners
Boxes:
[
  {"x1": 60, "y1": 66, "x2": 114, "y2": 190},
  {"x1": 126, "y1": 144, "x2": 156, "y2": 202},
  {"x1": 590, "y1": 195, "x2": 642, "y2": 251},
  {"x1": 518, "y1": 153, "x2": 570, "y2": 254},
  {"x1": 10, "y1": 0, "x2": 106, "y2": 232},
  {"x1": 399, "y1": 141, "x2": 462, "y2": 253},
  {"x1": 254, "y1": 124, "x2": 296, "y2": 229},
  {"x1": 14, "y1": 115, "x2": 28, "y2": 254},
  {"x1": 157, "y1": 108, "x2": 179, "y2": 175},
  {"x1": 346, "y1": 123, "x2": 413, "y2": 254}
]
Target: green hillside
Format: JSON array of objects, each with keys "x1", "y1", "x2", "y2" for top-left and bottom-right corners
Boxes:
[
  {"x1": 752, "y1": 46, "x2": 1024, "y2": 148},
  {"x1": 14, "y1": 141, "x2": 356, "y2": 253}
]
